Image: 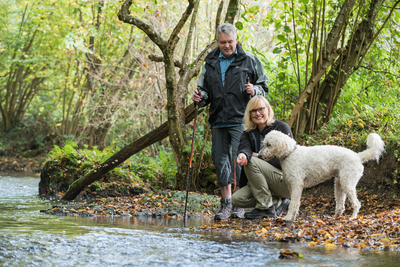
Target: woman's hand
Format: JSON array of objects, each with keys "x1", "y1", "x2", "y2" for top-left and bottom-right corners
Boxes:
[{"x1": 237, "y1": 153, "x2": 248, "y2": 166}]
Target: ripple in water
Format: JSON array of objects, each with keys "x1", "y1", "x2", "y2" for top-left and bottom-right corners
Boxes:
[{"x1": 1, "y1": 175, "x2": 400, "y2": 266}]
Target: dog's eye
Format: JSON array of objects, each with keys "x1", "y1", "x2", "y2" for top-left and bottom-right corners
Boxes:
[{"x1": 266, "y1": 143, "x2": 271, "y2": 147}]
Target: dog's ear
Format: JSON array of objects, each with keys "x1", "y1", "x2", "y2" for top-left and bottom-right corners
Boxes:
[{"x1": 267, "y1": 131, "x2": 295, "y2": 158}]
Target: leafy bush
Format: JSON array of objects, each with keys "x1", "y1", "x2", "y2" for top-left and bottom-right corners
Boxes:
[
  {"x1": 45, "y1": 141, "x2": 178, "y2": 189},
  {"x1": 297, "y1": 104, "x2": 400, "y2": 153}
]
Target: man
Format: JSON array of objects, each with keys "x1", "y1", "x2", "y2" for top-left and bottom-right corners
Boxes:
[{"x1": 192, "y1": 23, "x2": 269, "y2": 220}]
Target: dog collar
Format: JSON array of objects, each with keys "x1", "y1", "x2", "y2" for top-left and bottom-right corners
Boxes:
[{"x1": 281, "y1": 145, "x2": 297, "y2": 161}]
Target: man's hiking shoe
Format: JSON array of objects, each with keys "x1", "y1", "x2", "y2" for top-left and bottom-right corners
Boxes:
[
  {"x1": 244, "y1": 206, "x2": 276, "y2": 219},
  {"x1": 214, "y1": 198, "x2": 232, "y2": 220},
  {"x1": 231, "y1": 205, "x2": 245, "y2": 219},
  {"x1": 276, "y1": 198, "x2": 290, "y2": 217}
]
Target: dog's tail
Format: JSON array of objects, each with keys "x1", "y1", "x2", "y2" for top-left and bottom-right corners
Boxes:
[{"x1": 358, "y1": 133, "x2": 385, "y2": 163}]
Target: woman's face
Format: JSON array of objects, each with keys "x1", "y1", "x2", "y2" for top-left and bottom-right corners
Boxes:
[{"x1": 249, "y1": 102, "x2": 268, "y2": 126}]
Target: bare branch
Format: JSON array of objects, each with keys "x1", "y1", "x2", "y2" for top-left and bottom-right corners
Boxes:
[
  {"x1": 287, "y1": 48, "x2": 346, "y2": 127},
  {"x1": 148, "y1": 54, "x2": 183, "y2": 69},
  {"x1": 358, "y1": 65, "x2": 400, "y2": 78},
  {"x1": 304, "y1": 26, "x2": 313, "y2": 89},
  {"x1": 215, "y1": 0, "x2": 224, "y2": 36},
  {"x1": 322, "y1": 0, "x2": 357, "y2": 56},
  {"x1": 182, "y1": 0, "x2": 200, "y2": 68},
  {"x1": 356, "y1": 0, "x2": 400, "y2": 66},
  {"x1": 168, "y1": 0, "x2": 195, "y2": 52},
  {"x1": 18, "y1": 4, "x2": 29, "y2": 36},
  {"x1": 118, "y1": 0, "x2": 167, "y2": 50},
  {"x1": 224, "y1": 0, "x2": 239, "y2": 24},
  {"x1": 185, "y1": 41, "x2": 217, "y2": 84},
  {"x1": 343, "y1": 0, "x2": 366, "y2": 73},
  {"x1": 290, "y1": 0, "x2": 301, "y2": 94}
]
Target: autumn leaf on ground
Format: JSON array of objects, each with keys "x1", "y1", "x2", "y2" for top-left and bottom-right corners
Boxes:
[{"x1": 279, "y1": 249, "x2": 303, "y2": 259}]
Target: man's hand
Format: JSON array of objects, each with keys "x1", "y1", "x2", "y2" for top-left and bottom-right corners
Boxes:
[
  {"x1": 237, "y1": 153, "x2": 248, "y2": 166},
  {"x1": 245, "y1": 83, "x2": 255, "y2": 96},
  {"x1": 192, "y1": 89, "x2": 203, "y2": 102}
]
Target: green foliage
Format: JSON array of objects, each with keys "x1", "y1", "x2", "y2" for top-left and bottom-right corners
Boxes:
[
  {"x1": 128, "y1": 145, "x2": 177, "y2": 189},
  {"x1": 46, "y1": 141, "x2": 178, "y2": 189},
  {"x1": 158, "y1": 150, "x2": 177, "y2": 180},
  {"x1": 297, "y1": 104, "x2": 400, "y2": 152},
  {"x1": 0, "y1": 0, "x2": 70, "y2": 130},
  {"x1": 91, "y1": 181, "x2": 102, "y2": 191},
  {"x1": 183, "y1": 112, "x2": 213, "y2": 166},
  {"x1": 48, "y1": 140, "x2": 78, "y2": 161},
  {"x1": 1, "y1": 0, "x2": 399, "y2": 192},
  {"x1": 253, "y1": 0, "x2": 400, "y2": 125}
]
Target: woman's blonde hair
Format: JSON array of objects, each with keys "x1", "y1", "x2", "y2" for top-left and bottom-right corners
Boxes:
[{"x1": 243, "y1": 96, "x2": 275, "y2": 131}]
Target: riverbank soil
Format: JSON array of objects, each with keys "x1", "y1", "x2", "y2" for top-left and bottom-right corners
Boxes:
[
  {"x1": 38, "y1": 182, "x2": 400, "y2": 250},
  {"x1": 37, "y1": 153, "x2": 400, "y2": 251},
  {"x1": 198, "y1": 193, "x2": 400, "y2": 251},
  {"x1": 0, "y1": 156, "x2": 43, "y2": 173},
  {"x1": 40, "y1": 191, "x2": 220, "y2": 219},
  {"x1": 198, "y1": 152, "x2": 400, "y2": 251}
]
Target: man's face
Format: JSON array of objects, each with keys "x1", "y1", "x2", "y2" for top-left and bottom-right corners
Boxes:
[{"x1": 217, "y1": 32, "x2": 238, "y2": 58}]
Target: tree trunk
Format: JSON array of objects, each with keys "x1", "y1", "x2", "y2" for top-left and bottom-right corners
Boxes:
[
  {"x1": 84, "y1": 0, "x2": 109, "y2": 147},
  {"x1": 62, "y1": 104, "x2": 198, "y2": 200},
  {"x1": 0, "y1": 26, "x2": 44, "y2": 130},
  {"x1": 62, "y1": 0, "x2": 241, "y2": 200},
  {"x1": 290, "y1": 0, "x2": 397, "y2": 135}
]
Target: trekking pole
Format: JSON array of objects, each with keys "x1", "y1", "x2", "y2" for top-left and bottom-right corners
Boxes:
[
  {"x1": 246, "y1": 73, "x2": 251, "y2": 100},
  {"x1": 183, "y1": 101, "x2": 199, "y2": 227}
]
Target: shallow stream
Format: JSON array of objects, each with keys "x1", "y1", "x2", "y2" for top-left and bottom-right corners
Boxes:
[{"x1": 1, "y1": 174, "x2": 399, "y2": 266}]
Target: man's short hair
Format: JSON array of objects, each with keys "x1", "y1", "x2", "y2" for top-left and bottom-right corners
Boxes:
[{"x1": 216, "y1": 23, "x2": 237, "y2": 41}]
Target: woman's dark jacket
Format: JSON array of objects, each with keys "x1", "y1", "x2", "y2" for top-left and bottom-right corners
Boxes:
[{"x1": 237, "y1": 119, "x2": 293, "y2": 188}]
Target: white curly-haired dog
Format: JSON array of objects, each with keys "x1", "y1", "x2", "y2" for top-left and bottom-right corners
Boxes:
[{"x1": 259, "y1": 131, "x2": 385, "y2": 221}]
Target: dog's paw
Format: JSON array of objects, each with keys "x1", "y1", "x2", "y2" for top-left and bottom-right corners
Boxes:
[
  {"x1": 282, "y1": 216, "x2": 293, "y2": 221},
  {"x1": 335, "y1": 214, "x2": 344, "y2": 220}
]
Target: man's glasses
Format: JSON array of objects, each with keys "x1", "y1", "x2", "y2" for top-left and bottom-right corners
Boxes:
[{"x1": 250, "y1": 107, "x2": 266, "y2": 115}]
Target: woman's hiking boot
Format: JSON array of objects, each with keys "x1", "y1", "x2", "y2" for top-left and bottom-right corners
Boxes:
[
  {"x1": 244, "y1": 206, "x2": 276, "y2": 219},
  {"x1": 231, "y1": 205, "x2": 245, "y2": 219}
]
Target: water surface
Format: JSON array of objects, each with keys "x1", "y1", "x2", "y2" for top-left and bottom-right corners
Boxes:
[{"x1": 1, "y1": 174, "x2": 399, "y2": 266}]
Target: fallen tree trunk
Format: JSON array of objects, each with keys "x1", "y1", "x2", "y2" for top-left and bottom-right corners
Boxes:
[{"x1": 62, "y1": 104, "x2": 198, "y2": 201}]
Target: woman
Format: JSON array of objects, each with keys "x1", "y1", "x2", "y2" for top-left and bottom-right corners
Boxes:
[{"x1": 232, "y1": 96, "x2": 292, "y2": 219}]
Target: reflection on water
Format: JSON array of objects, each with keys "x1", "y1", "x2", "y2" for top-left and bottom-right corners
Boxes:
[{"x1": 1, "y1": 175, "x2": 399, "y2": 266}]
